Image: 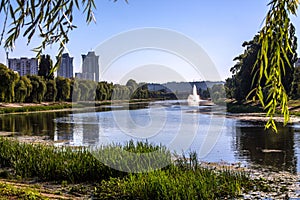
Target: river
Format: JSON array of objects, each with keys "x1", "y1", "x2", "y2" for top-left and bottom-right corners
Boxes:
[{"x1": 0, "y1": 100, "x2": 299, "y2": 174}]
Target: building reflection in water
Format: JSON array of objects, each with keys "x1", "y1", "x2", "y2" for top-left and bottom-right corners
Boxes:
[
  {"x1": 54, "y1": 113, "x2": 100, "y2": 146},
  {"x1": 234, "y1": 122, "x2": 297, "y2": 173}
]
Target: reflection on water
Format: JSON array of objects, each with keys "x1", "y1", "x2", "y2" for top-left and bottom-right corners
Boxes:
[
  {"x1": 234, "y1": 122, "x2": 297, "y2": 173},
  {"x1": 0, "y1": 102, "x2": 299, "y2": 173},
  {"x1": 0, "y1": 112, "x2": 68, "y2": 137}
]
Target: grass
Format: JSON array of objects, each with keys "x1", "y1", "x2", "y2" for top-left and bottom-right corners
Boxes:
[
  {"x1": 0, "y1": 182, "x2": 47, "y2": 200},
  {"x1": 0, "y1": 103, "x2": 76, "y2": 114},
  {"x1": 95, "y1": 167, "x2": 251, "y2": 199},
  {"x1": 226, "y1": 101, "x2": 264, "y2": 113},
  {"x1": 0, "y1": 138, "x2": 260, "y2": 199}
]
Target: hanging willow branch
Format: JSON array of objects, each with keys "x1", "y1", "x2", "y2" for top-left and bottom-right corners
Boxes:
[{"x1": 255, "y1": 0, "x2": 299, "y2": 132}]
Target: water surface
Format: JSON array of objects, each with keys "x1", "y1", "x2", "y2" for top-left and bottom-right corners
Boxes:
[{"x1": 0, "y1": 101, "x2": 299, "y2": 173}]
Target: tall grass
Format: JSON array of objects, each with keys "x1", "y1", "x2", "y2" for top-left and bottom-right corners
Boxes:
[
  {"x1": 0, "y1": 138, "x2": 255, "y2": 198},
  {"x1": 0, "y1": 138, "x2": 170, "y2": 182},
  {"x1": 95, "y1": 155, "x2": 251, "y2": 199}
]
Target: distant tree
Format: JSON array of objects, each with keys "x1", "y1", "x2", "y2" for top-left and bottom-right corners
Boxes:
[
  {"x1": 38, "y1": 55, "x2": 54, "y2": 80},
  {"x1": 56, "y1": 77, "x2": 71, "y2": 101},
  {"x1": 126, "y1": 79, "x2": 138, "y2": 97},
  {"x1": 26, "y1": 75, "x2": 47, "y2": 103},
  {"x1": 209, "y1": 84, "x2": 226, "y2": 102},
  {"x1": 290, "y1": 66, "x2": 300, "y2": 99},
  {"x1": 70, "y1": 79, "x2": 81, "y2": 102},
  {"x1": 14, "y1": 76, "x2": 32, "y2": 103},
  {"x1": 77, "y1": 81, "x2": 89, "y2": 101},
  {"x1": 44, "y1": 80, "x2": 57, "y2": 102},
  {"x1": 0, "y1": 63, "x2": 19, "y2": 102}
]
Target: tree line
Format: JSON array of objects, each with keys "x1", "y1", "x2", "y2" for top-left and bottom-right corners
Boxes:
[
  {"x1": 225, "y1": 24, "x2": 299, "y2": 102},
  {"x1": 0, "y1": 63, "x2": 153, "y2": 103}
]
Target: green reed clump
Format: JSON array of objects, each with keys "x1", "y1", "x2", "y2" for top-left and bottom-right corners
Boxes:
[
  {"x1": 92, "y1": 140, "x2": 172, "y2": 173},
  {"x1": 0, "y1": 138, "x2": 253, "y2": 198},
  {"x1": 95, "y1": 153, "x2": 251, "y2": 199},
  {"x1": 0, "y1": 138, "x2": 171, "y2": 182},
  {"x1": 0, "y1": 138, "x2": 126, "y2": 182}
]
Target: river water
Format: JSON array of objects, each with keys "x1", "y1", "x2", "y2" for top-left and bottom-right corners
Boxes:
[{"x1": 0, "y1": 100, "x2": 299, "y2": 174}]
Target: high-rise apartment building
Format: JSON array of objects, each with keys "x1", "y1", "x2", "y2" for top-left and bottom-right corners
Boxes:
[
  {"x1": 8, "y1": 57, "x2": 38, "y2": 76},
  {"x1": 81, "y1": 51, "x2": 100, "y2": 82},
  {"x1": 58, "y1": 53, "x2": 74, "y2": 78}
]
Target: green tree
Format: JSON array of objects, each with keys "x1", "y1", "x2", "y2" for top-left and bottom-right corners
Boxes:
[
  {"x1": 290, "y1": 66, "x2": 300, "y2": 99},
  {"x1": 26, "y1": 75, "x2": 47, "y2": 103},
  {"x1": 44, "y1": 80, "x2": 57, "y2": 102},
  {"x1": 126, "y1": 79, "x2": 138, "y2": 96},
  {"x1": 78, "y1": 81, "x2": 90, "y2": 101},
  {"x1": 0, "y1": 63, "x2": 19, "y2": 102},
  {"x1": 14, "y1": 76, "x2": 32, "y2": 103},
  {"x1": 38, "y1": 54, "x2": 54, "y2": 80},
  {"x1": 56, "y1": 77, "x2": 71, "y2": 101},
  {"x1": 70, "y1": 79, "x2": 81, "y2": 102},
  {"x1": 228, "y1": 30, "x2": 297, "y2": 103},
  {"x1": 209, "y1": 84, "x2": 226, "y2": 102}
]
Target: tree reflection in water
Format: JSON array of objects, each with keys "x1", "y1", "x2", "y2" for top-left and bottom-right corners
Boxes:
[{"x1": 234, "y1": 122, "x2": 297, "y2": 174}]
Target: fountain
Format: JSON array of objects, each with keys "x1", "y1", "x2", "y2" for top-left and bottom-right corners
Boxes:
[{"x1": 187, "y1": 85, "x2": 201, "y2": 106}]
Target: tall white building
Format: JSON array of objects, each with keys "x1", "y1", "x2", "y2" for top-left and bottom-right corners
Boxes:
[
  {"x1": 81, "y1": 51, "x2": 100, "y2": 82},
  {"x1": 58, "y1": 53, "x2": 74, "y2": 78},
  {"x1": 8, "y1": 57, "x2": 38, "y2": 76}
]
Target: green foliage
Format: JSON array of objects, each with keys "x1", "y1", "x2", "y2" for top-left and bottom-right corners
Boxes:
[
  {"x1": 226, "y1": 102, "x2": 264, "y2": 113},
  {"x1": 209, "y1": 84, "x2": 226, "y2": 102},
  {"x1": 96, "y1": 81, "x2": 113, "y2": 101},
  {"x1": 290, "y1": 66, "x2": 300, "y2": 99},
  {"x1": 0, "y1": 138, "x2": 256, "y2": 198},
  {"x1": 0, "y1": 63, "x2": 19, "y2": 102},
  {"x1": 56, "y1": 76, "x2": 71, "y2": 101},
  {"x1": 14, "y1": 76, "x2": 32, "y2": 103},
  {"x1": 0, "y1": 103, "x2": 74, "y2": 114},
  {"x1": 227, "y1": 36, "x2": 262, "y2": 101},
  {"x1": 38, "y1": 54, "x2": 54, "y2": 80},
  {"x1": 43, "y1": 79, "x2": 57, "y2": 102},
  {"x1": 95, "y1": 154, "x2": 252, "y2": 199},
  {"x1": 254, "y1": 0, "x2": 299, "y2": 132},
  {"x1": 26, "y1": 75, "x2": 47, "y2": 103},
  {"x1": 0, "y1": 182, "x2": 46, "y2": 200}
]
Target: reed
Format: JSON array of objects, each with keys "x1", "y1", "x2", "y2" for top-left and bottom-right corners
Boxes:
[
  {"x1": 95, "y1": 154, "x2": 251, "y2": 199},
  {"x1": 0, "y1": 138, "x2": 171, "y2": 182},
  {"x1": 0, "y1": 138, "x2": 254, "y2": 198}
]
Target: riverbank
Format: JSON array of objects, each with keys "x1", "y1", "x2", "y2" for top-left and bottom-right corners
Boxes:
[
  {"x1": 0, "y1": 99, "x2": 155, "y2": 115},
  {"x1": 0, "y1": 161, "x2": 299, "y2": 199}
]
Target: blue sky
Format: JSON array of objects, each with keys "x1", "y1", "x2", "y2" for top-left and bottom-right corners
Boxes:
[{"x1": 0, "y1": 1, "x2": 299, "y2": 82}]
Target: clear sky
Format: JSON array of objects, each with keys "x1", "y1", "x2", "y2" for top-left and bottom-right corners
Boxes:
[{"x1": 0, "y1": 1, "x2": 299, "y2": 83}]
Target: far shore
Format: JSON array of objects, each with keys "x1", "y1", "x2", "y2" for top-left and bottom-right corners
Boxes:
[{"x1": 1, "y1": 101, "x2": 300, "y2": 125}]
